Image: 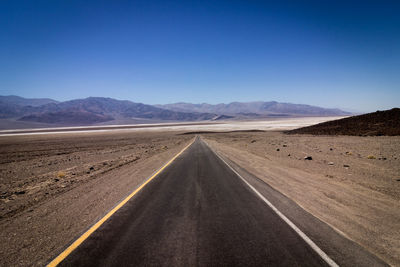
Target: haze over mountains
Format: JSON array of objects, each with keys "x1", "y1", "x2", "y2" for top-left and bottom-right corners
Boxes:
[
  {"x1": 0, "y1": 95, "x2": 350, "y2": 129},
  {"x1": 157, "y1": 102, "x2": 350, "y2": 117}
]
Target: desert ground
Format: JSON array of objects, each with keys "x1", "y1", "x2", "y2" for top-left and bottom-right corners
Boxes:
[
  {"x1": 0, "y1": 118, "x2": 399, "y2": 266},
  {"x1": 0, "y1": 116, "x2": 345, "y2": 136},
  {"x1": 204, "y1": 131, "x2": 400, "y2": 265},
  {"x1": 0, "y1": 131, "x2": 192, "y2": 266}
]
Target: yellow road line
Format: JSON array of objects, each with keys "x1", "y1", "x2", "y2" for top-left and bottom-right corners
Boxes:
[{"x1": 47, "y1": 139, "x2": 194, "y2": 267}]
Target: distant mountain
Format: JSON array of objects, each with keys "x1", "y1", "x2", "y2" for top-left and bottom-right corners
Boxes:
[
  {"x1": 0, "y1": 96, "x2": 56, "y2": 119},
  {"x1": 156, "y1": 101, "x2": 350, "y2": 116},
  {"x1": 49, "y1": 97, "x2": 215, "y2": 121},
  {"x1": 20, "y1": 110, "x2": 114, "y2": 124},
  {"x1": 0, "y1": 95, "x2": 58, "y2": 107},
  {"x1": 287, "y1": 108, "x2": 400, "y2": 136},
  {"x1": 0, "y1": 96, "x2": 351, "y2": 128},
  {"x1": 0, "y1": 96, "x2": 216, "y2": 125}
]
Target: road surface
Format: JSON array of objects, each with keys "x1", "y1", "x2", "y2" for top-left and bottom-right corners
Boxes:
[{"x1": 54, "y1": 137, "x2": 386, "y2": 266}]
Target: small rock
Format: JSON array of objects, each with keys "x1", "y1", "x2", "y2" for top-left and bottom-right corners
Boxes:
[
  {"x1": 329, "y1": 148, "x2": 333, "y2": 151},
  {"x1": 328, "y1": 162, "x2": 334, "y2": 165},
  {"x1": 288, "y1": 154, "x2": 291, "y2": 157},
  {"x1": 283, "y1": 144, "x2": 287, "y2": 147},
  {"x1": 89, "y1": 166, "x2": 94, "y2": 171},
  {"x1": 54, "y1": 178, "x2": 59, "y2": 182},
  {"x1": 304, "y1": 156, "x2": 312, "y2": 160},
  {"x1": 276, "y1": 148, "x2": 280, "y2": 151},
  {"x1": 343, "y1": 164, "x2": 350, "y2": 168},
  {"x1": 15, "y1": 191, "x2": 25, "y2": 195},
  {"x1": 251, "y1": 140, "x2": 256, "y2": 143}
]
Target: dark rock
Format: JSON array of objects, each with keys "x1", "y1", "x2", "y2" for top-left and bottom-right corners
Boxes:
[
  {"x1": 343, "y1": 164, "x2": 350, "y2": 168},
  {"x1": 89, "y1": 166, "x2": 94, "y2": 171},
  {"x1": 283, "y1": 144, "x2": 287, "y2": 147},
  {"x1": 304, "y1": 156, "x2": 312, "y2": 160},
  {"x1": 15, "y1": 191, "x2": 25, "y2": 195},
  {"x1": 276, "y1": 148, "x2": 280, "y2": 151},
  {"x1": 54, "y1": 178, "x2": 59, "y2": 182}
]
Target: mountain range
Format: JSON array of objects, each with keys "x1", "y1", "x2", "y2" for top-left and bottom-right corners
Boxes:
[
  {"x1": 156, "y1": 102, "x2": 350, "y2": 116},
  {"x1": 0, "y1": 95, "x2": 351, "y2": 128}
]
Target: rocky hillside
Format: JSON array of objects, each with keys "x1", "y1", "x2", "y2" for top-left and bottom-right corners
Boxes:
[{"x1": 287, "y1": 108, "x2": 400, "y2": 136}]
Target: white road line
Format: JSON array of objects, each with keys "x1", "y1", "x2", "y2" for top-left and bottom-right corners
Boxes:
[{"x1": 204, "y1": 140, "x2": 339, "y2": 267}]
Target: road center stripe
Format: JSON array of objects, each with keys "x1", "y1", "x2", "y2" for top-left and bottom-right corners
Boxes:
[{"x1": 47, "y1": 139, "x2": 194, "y2": 267}]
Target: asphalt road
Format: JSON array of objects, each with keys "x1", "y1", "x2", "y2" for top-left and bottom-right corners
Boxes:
[{"x1": 57, "y1": 137, "x2": 386, "y2": 266}]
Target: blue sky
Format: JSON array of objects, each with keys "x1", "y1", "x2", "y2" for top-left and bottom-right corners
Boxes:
[{"x1": 1, "y1": 0, "x2": 399, "y2": 112}]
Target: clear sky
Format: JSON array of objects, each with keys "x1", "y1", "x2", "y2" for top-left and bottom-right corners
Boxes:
[{"x1": 1, "y1": 0, "x2": 399, "y2": 112}]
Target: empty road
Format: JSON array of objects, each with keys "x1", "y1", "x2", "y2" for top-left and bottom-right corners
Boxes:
[{"x1": 53, "y1": 137, "x2": 386, "y2": 266}]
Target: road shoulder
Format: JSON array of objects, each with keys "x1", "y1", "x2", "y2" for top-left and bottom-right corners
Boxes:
[
  {"x1": 205, "y1": 137, "x2": 389, "y2": 266},
  {"x1": 0, "y1": 137, "x2": 192, "y2": 266}
]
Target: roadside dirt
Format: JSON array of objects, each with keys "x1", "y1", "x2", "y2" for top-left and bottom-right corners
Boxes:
[
  {"x1": 0, "y1": 131, "x2": 192, "y2": 266},
  {"x1": 204, "y1": 131, "x2": 400, "y2": 266}
]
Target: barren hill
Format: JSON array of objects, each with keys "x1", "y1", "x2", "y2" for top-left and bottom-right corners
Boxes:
[{"x1": 287, "y1": 108, "x2": 400, "y2": 136}]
